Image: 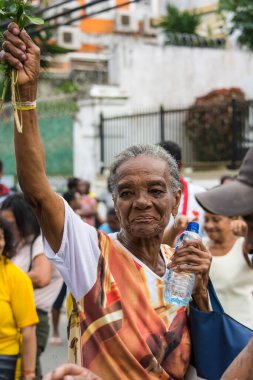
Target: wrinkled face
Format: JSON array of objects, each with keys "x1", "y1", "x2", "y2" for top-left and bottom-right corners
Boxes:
[
  {"x1": 113, "y1": 156, "x2": 181, "y2": 238},
  {"x1": 204, "y1": 213, "x2": 232, "y2": 241},
  {"x1": 0, "y1": 228, "x2": 5, "y2": 256},
  {"x1": 243, "y1": 215, "x2": 253, "y2": 254}
]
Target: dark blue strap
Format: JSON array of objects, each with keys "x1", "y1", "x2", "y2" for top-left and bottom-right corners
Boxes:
[{"x1": 207, "y1": 279, "x2": 224, "y2": 313}]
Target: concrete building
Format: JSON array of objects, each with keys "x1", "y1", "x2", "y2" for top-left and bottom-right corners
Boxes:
[
  {"x1": 40, "y1": 0, "x2": 221, "y2": 90},
  {"x1": 34, "y1": 0, "x2": 253, "y2": 183}
]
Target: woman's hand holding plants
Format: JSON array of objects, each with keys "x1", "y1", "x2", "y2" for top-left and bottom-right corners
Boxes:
[{"x1": 0, "y1": 23, "x2": 40, "y2": 89}]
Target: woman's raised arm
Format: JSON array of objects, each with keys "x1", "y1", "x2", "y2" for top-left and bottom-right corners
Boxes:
[{"x1": 0, "y1": 23, "x2": 64, "y2": 252}]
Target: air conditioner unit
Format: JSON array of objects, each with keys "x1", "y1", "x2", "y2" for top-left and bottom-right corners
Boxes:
[
  {"x1": 57, "y1": 26, "x2": 82, "y2": 50},
  {"x1": 115, "y1": 11, "x2": 138, "y2": 33},
  {"x1": 143, "y1": 15, "x2": 158, "y2": 35}
]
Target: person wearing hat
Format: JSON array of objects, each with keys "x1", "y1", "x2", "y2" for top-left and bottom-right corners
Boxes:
[
  {"x1": 195, "y1": 147, "x2": 253, "y2": 380},
  {"x1": 195, "y1": 147, "x2": 253, "y2": 262}
]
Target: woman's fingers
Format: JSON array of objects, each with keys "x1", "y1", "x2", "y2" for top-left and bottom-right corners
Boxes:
[
  {"x1": 4, "y1": 27, "x2": 26, "y2": 48},
  {"x1": 168, "y1": 240, "x2": 212, "y2": 274},
  {"x1": 2, "y1": 39, "x2": 27, "y2": 62},
  {"x1": 1, "y1": 24, "x2": 24, "y2": 68},
  {"x1": 172, "y1": 262, "x2": 210, "y2": 274},
  {"x1": 43, "y1": 364, "x2": 102, "y2": 380},
  {"x1": 170, "y1": 245, "x2": 209, "y2": 262},
  {"x1": 43, "y1": 364, "x2": 84, "y2": 379},
  {"x1": 0, "y1": 50, "x2": 23, "y2": 69}
]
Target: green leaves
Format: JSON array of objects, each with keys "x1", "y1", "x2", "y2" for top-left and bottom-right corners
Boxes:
[
  {"x1": 25, "y1": 15, "x2": 44, "y2": 25},
  {"x1": 0, "y1": 0, "x2": 44, "y2": 114},
  {"x1": 157, "y1": 4, "x2": 200, "y2": 35},
  {"x1": 0, "y1": 0, "x2": 44, "y2": 29},
  {"x1": 219, "y1": 0, "x2": 253, "y2": 51}
]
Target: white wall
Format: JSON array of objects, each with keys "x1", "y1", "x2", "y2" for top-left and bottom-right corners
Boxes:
[
  {"x1": 74, "y1": 39, "x2": 253, "y2": 180},
  {"x1": 74, "y1": 98, "x2": 129, "y2": 182},
  {"x1": 110, "y1": 37, "x2": 253, "y2": 109},
  {"x1": 169, "y1": 0, "x2": 217, "y2": 10}
]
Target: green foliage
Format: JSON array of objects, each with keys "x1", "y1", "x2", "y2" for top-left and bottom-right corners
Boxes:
[
  {"x1": 0, "y1": 0, "x2": 44, "y2": 28},
  {"x1": 158, "y1": 4, "x2": 200, "y2": 35},
  {"x1": 219, "y1": 0, "x2": 253, "y2": 50},
  {"x1": 185, "y1": 88, "x2": 247, "y2": 161},
  {"x1": 56, "y1": 80, "x2": 79, "y2": 94},
  {"x1": 0, "y1": 1, "x2": 71, "y2": 104},
  {"x1": 0, "y1": 0, "x2": 45, "y2": 110}
]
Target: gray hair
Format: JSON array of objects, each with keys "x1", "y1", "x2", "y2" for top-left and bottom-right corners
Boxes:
[{"x1": 109, "y1": 144, "x2": 181, "y2": 196}]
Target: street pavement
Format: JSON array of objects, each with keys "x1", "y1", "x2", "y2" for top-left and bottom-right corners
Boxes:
[{"x1": 41, "y1": 312, "x2": 68, "y2": 376}]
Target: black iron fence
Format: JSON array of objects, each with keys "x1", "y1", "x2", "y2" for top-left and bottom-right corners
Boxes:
[
  {"x1": 165, "y1": 33, "x2": 226, "y2": 49},
  {"x1": 99, "y1": 100, "x2": 253, "y2": 172}
]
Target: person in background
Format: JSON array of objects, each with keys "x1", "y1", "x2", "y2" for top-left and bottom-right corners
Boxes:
[
  {"x1": 62, "y1": 191, "x2": 83, "y2": 215},
  {"x1": 0, "y1": 160, "x2": 11, "y2": 203},
  {"x1": 98, "y1": 178, "x2": 114, "y2": 211},
  {"x1": 203, "y1": 212, "x2": 253, "y2": 328},
  {"x1": 195, "y1": 147, "x2": 253, "y2": 379},
  {"x1": 49, "y1": 190, "x2": 82, "y2": 345},
  {"x1": 76, "y1": 180, "x2": 98, "y2": 226},
  {"x1": 1, "y1": 194, "x2": 63, "y2": 380},
  {"x1": 67, "y1": 177, "x2": 80, "y2": 192},
  {"x1": 159, "y1": 141, "x2": 206, "y2": 246},
  {"x1": 98, "y1": 207, "x2": 120, "y2": 234},
  {"x1": 219, "y1": 174, "x2": 248, "y2": 242},
  {"x1": 0, "y1": 216, "x2": 38, "y2": 380},
  {"x1": 220, "y1": 174, "x2": 236, "y2": 185},
  {"x1": 67, "y1": 178, "x2": 98, "y2": 226}
]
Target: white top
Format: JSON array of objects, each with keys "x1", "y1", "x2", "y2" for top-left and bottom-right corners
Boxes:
[
  {"x1": 12, "y1": 235, "x2": 63, "y2": 312},
  {"x1": 44, "y1": 200, "x2": 102, "y2": 301},
  {"x1": 168, "y1": 180, "x2": 206, "y2": 235},
  {"x1": 44, "y1": 199, "x2": 176, "y2": 302},
  {"x1": 205, "y1": 236, "x2": 253, "y2": 329}
]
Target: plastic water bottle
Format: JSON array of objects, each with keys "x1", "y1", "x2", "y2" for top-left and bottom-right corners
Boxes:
[{"x1": 164, "y1": 221, "x2": 200, "y2": 306}]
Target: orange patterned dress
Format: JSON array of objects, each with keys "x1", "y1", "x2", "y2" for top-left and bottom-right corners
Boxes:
[{"x1": 65, "y1": 231, "x2": 191, "y2": 380}]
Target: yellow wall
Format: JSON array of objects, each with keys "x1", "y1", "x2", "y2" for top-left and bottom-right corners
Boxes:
[
  {"x1": 80, "y1": 18, "x2": 115, "y2": 33},
  {"x1": 78, "y1": 0, "x2": 130, "y2": 34}
]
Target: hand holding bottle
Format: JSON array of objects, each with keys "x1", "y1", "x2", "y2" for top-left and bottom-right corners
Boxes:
[{"x1": 166, "y1": 222, "x2": 211, "y2": 307}]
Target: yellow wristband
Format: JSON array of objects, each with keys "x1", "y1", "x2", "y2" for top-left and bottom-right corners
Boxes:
[{"x1": 15, "y1": 101, "x2": 37, "y2": 111}]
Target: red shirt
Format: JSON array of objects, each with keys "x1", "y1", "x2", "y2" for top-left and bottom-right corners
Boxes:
[{"x1": 0, "y1": 183, "x2": 10, "y2": 197}]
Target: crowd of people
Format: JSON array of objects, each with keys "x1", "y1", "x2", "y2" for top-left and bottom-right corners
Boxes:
[{"x1": 0, "y1": 21, "x2": 253, "y2": 380}]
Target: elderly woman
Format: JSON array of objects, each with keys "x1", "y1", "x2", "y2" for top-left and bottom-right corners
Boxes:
[{"x1": 0, "y1": 24, "x2": 211, "y2": 380}]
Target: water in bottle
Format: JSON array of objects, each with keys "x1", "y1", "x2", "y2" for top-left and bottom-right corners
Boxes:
[{"x1": 164, "y1": 221, "x2": 200, "y2": 306}]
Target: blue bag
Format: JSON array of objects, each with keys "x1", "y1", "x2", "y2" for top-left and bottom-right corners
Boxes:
[{"x1": 189, "y1": 280, "x2": 253, "y2": 380}]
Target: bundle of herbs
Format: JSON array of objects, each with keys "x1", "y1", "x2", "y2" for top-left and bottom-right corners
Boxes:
[{"x1": 0, "y1": 0, "x2": 44, "y2": 132}]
